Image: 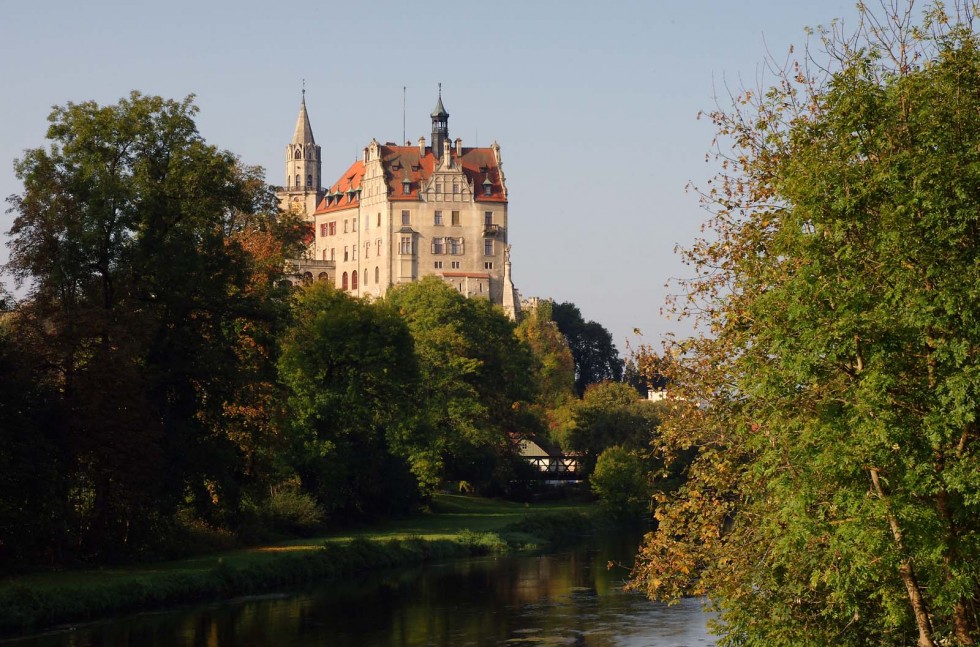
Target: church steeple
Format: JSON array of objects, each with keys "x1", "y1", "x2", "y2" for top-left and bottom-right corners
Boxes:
[
  {"x1": 281, "y1": 85, "x2": 323, "y2": 216},
  {"x1": 431, "y1": 83, "x2": 449, "y2": 159},
  {"x1": 292, "y1": 90, "x2": 316, "y2": 147}
]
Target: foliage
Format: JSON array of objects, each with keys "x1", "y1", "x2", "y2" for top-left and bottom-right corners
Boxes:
[
  {"x1": 386, "y1": 277, "x2": 536, "y2": 492},
  {"x1": 561, "y1": 381, "x2": 661, "y2": 474},
  {"x1": 278, "y1": 282, "x2": 421, "y2": 519},
  {"x1": 3, "y1": 92, "x2": 290, "y2": 561},
  {"x1": 629, "y1": 5, "x2": 980, "y2": 646},
  {"x1": 253, "y1": 479, "x2": 325, "y2": 535},
  {"x1": 551, "y1": 301, "x2": 623, "y2": 395},
  {"x1": 591, "y1": 446, "x2": 651, "y2": 522}
]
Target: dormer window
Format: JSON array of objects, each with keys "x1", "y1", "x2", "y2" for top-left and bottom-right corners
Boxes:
[
  {"x1": 402, "y1": 178, "x2": 411, "y2": 195},
  {"x1": 483, "y1": 176, "x2": 492, "y2": 196}
]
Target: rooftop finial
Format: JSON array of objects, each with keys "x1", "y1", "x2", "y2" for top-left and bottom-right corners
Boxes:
[
  {"x1": 438, "y1": 82, "x2": 442, "y2": 98},
  {"x1": 302, "y1": 78, "x2": 306, "y2": 101}
]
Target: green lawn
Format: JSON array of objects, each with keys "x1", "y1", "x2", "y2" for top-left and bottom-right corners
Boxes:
[{"x1": 0, "y1": 494, "x2": 591, "y2": 595}]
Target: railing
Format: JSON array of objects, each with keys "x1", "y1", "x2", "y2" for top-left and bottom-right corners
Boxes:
[
  {"x1": 522, "y1": 455, "x2": 581, "y2": 480},
  {"x1": 483, "y1": 223, "x2": 503, "y2": 236}
]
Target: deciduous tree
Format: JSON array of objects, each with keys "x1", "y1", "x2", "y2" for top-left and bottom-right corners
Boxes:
[{"x1": 629, "y1": 5, "x2": 980, "y2": 645}]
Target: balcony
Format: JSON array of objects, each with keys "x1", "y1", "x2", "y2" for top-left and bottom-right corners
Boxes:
[{"x1": 483, "y1": 223, "x2": 503, "y2": 236}]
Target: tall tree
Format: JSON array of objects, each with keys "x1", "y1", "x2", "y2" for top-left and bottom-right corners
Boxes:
[
  {"x1": 5, "y1": 92, "x2": 286, "y2": 558},
  {"x1": 514, "y1": 299, "x2": 576, "y2": 439},
  {"x1": 629, "y1": 5, "x2": 980, "y2": 646},
  {"x1": 551, "y1": 302, "x2": 622, "y2": 395},
  {"x1": 386, "y1": 277, "x2": 536, "y2": 491},
  {"x1": 278, "y1": 283, "x2": 420, "y2": 519}
]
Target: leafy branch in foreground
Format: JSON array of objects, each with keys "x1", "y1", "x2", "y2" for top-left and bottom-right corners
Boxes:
[{"x1": 629, "y1": 3, "x2": 980, "y2": 646}]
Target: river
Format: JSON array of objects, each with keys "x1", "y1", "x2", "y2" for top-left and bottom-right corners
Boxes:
[{"x1": 5, "y1": 534, "x2": 715, "y2": 647}]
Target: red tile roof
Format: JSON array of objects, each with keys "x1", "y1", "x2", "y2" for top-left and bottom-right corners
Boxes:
[
  {"x1": 313, "y1": 145, "x2": 506, "y2": 216},
  {"x1": 314, "y1": 160, "x2": 365, "y2": 214}
]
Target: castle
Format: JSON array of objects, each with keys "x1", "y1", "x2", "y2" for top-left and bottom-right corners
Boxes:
[{"x1": 278, "y1": 88, "x2": 520, "y2": 319}]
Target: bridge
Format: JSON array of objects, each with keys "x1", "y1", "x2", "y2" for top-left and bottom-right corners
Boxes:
[{"x1": 521, "y1": 455, "x2": 582, "y2": 481}]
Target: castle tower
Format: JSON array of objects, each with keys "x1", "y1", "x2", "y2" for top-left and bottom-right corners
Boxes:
[
  {"x1": 430, "y1": 84, "x2": 449, "y2": 159},
  {"x1": 278, "y1": 90, "x2": 323, "y2": 217}
]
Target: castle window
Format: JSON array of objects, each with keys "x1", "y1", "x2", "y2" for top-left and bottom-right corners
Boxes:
[
  {"x1": 435, "y1": 182, "x2": 442, "y2": 195},
  {"x1": 434, "y1": 210, "x2": 443, "y2": 226},
  {"x1": 318, "y1": 272, "x2": 328, "y2": 282},
  {"x1": 434, "y1": 261, "x2": 443, "y2": 269},
  {"x1": 451, "y1": 261, "x2": 460, "y2": 269},
  {"x1": 399, "y1": 236, "x2": 413, "y2": 255},
  {"x1": 351, "y1": 271, "x2": 358, "y2": 290},
  {"x1": 484, "y1": 262, "x2": 494, "y2": 270},
  {"x1": 303, "y1": 272, "x2": 313, "y2": 285},
  {"x1": 364, "y1": 242, "x2": 370, "y2": 259},
  {"x1": 453, "y1": 182, "x2": 459, "y2": 195},
  {"x1": 375, "y1": 266, "x2": 379, "y2": 284},
  {"x1": 344, "y1": 220, "x2": 348, "y2": 233},
  {"x1": 295, "y1": 174, "x2": 301, "y2": 188},
  {"x1": 342, "y1": 272, "x2": 348, "y2": 290},
  {"x1": 307, "y1": 175, "x2": 313, "y2": 188},
  {"x1": 329, "y1": 221, "x2": 336, "y2": 236},
  {"x1": 432, "y1": 237, "x2": 444, "y2": 255},
  {"x1": 401, "y1": 210, "x2": 410, "y2": 225},
  {"x1": 294, "y1": 149, "x2": 302, "y2": 160},
  {"x1": 484, "y1": 239, "x2": 493, "y2": 256},
  {"x1": 376, "y1": 213, "x2": 381, "y2": 227},
  {"x1": 320, "y1": 223, "x2": 327, "y2": 237},
  {"x1": 484, "y1": 211, "x2": 493, "y2": 226},
  {"x1": 402, "y1": 179, "x2": 411, "y2": 195},
  {"x1": 449, "y1": 237, "x2": 463, "y2": 255},
  {"x1": 323, "y1": 249, "x2": 328, "y2": 261},
  {"x1": 376, "y1": 239, "x2": 382, "y2": 254},
  {"x1": 344, "y1": 246, "x2": 349, "y2": 262},
  {"x1": 451, "y1": 211, "x2": 460, "y2": 226},
  {"x1": 353, "y1": 217, "x2": 357, "y2": 230},
  {"x1": 330, "y1": 248, "x2": 335, "y2": 261}
]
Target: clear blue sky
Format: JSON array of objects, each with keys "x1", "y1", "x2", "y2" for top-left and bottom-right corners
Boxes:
[{"x1": 0, "y1": 0, "x2": 860, "y2": 352}]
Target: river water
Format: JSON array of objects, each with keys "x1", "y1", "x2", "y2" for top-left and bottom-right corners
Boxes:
[{"x1": 6, "y1": 534, "x2": 715, "y2": 647}]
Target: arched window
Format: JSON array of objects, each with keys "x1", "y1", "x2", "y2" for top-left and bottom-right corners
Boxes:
[
  {"x1": 342, "y1": 272, "x2": 348, "y2": 290},
  {"x1": 351, "y1": 271, "x2": 358, "y2": 290},
  {"x1": 295, "y1": 174, "x2": 301, "y2": 188},
  {"x1": 307, "y1": 174, "x2": 313, "y2": 188},
  {"x1": 294, "y1": 149, "x2": 302, "y2": 160},
  {"x1": 302, "y1": 272, "x2": 313, "y2": 286},
  {"x1": 317, "y1": 272, "x2": 328, "y2": 282},
  {"x1": 375, "y1": 266, "x2": 379, "y2": 284}
]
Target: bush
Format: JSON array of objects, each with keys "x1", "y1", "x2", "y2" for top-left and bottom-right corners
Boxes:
[
  {"x1": 590, "y1": 446, "x2": 651, "y2": 523},
  {"x1": 256, "y1": 479, "x2": 325, "y2": 534}
]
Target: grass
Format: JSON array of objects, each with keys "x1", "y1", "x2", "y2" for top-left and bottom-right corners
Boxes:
[{"x1": 0, "y1": 494, "x2": 595, "y2": 637}]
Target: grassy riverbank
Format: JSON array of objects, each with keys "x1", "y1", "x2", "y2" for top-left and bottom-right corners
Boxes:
[{"x1": 0, "y1": 495, "x2": 595, "y2": 637}]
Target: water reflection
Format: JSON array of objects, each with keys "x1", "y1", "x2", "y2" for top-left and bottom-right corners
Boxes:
[{"x1": 6, "y1": 534, "x2": 714, "y2": 647}]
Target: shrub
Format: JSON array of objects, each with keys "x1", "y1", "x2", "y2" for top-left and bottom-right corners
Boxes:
[{"x1": 590, "y1": 446, "x2": 651, "y2": 523}]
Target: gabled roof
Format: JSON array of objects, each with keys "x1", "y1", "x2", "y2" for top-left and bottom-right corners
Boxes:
[
  {"x1": 377, "y1": 145, "x2": 506, "y2": 203},
  {"x1": 313, "y1": 144, "x2": 506, "y2": 215},
  {"x1": 313, "y1": 160, "x2": 364, "y2": 214}
]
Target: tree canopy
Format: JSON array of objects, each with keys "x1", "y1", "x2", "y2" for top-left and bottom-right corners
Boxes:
[
  {"x1": 551, "y1": 301, "x2": 622, "y2": 395},
  {"x1": 629, "y1": 6, "x2": 980, "y2": 646},
  {"x1": 3, "y1": 92, "x2": 289, "y2": 561}
]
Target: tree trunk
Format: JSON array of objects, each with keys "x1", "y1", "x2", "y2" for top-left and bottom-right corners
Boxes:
[{"x1": 869, "y1": 468, "x2": 935, "y2": 647}]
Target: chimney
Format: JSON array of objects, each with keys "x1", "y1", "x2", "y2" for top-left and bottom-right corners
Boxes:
[
  {"x1": 418, "y1": 136, "x2": 426, "y2": 157},
  {"x1": 455, "y1": 137, "x2": 462, "y2": 157}
]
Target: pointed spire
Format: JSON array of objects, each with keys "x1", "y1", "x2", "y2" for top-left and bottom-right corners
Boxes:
[
  {"x1": 292, "y1": 87, "x2": 315, "y2": 146},
  {"x1": 431, "y1": 82, "x2": 449, "y2": 118}
]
